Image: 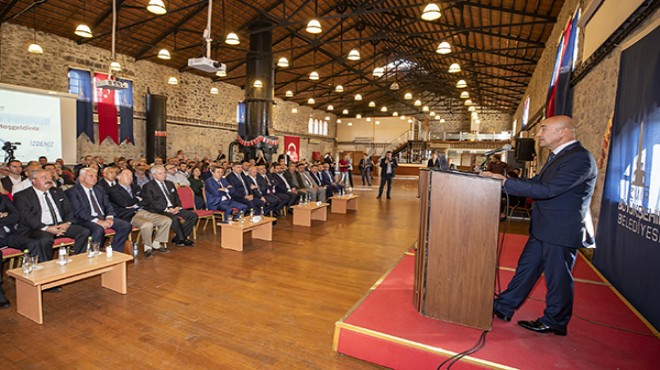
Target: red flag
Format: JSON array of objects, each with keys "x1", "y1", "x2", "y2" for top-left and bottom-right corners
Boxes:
[
  {"x1": 284, "y1": 135, "x2": 300, "y2": 162},
  {"x1": 94, "y1": 73, "x2": 119, "y2": 144}
]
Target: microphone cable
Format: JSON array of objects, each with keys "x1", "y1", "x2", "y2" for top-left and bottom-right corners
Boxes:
[{"x1": 435, "y1": 330, "x2": 489, "y2": 369}]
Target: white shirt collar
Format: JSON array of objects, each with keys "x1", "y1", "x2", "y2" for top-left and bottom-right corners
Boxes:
[{"x1": 552, "y1": 140, "x2": 577, "y2": 156}]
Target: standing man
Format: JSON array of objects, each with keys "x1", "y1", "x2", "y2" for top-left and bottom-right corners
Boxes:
[
  {"x1": 13, "y1": 170, "x2": 90, "y2": 259},
  {"x1": 359, "y1": 153, "x2": 373, "y2": 186},
  {"x1": 377, "y1": 151, "x2": 398, "y2": 200},
  {"x1": 481, "y1": 115, "x2": 597, "y2": 336},
  {"x1": 427, "y1": 151, "x2": 449, "y2": 170},
  {"x1": 65, "y1": 168, "x2": 131, "y2": 252},
  {"x1": 141, "y1": 165, "x2": 198, "y2": 246},
  {"x1": 107, "y1": 169, "x2": 173, "y2": 256}
]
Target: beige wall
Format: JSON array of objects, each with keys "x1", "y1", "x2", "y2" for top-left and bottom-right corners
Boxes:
[
  {"x1": 0, "y1": 23, "x2": 335, "y2": 163},
  {"x1": 336, "y1": 116, "x2": 412, "y2": 143}
]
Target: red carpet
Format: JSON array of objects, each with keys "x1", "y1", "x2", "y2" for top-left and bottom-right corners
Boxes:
[{"x1": 334, "y1": 234, "x2": 659, "y2": 369}]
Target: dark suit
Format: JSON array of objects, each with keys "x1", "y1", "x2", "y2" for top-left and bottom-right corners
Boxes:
[
  {"x1": 12, "y1": 188, "x2": 90, "y2": 258},
  {"x1": 377, "y1": 157, "x2": 398, "y2": 198},
  {"x1": 106, "y1": 183, "x2": 143, "y2": 221},
  {"x1": 226, "y1": 172, "x2": 262, "y2": 211},
  {"x1": 65, "y1": 184, "x2": 131, "y2": 252},
  {"x1": 141, "y1": 180, "x2": 198, "y2": 242},
  {"x1": 258, "y1": 173, "x2": 288, "y2": 212},
  {"x1": 1, "y1": 176, "x2": 23, "y2": 193},
  {"x1": 271, "y1": 172, "x2": 299, "y2": 207},
  {"x1": 427, "y1": 156, "x2": 449, "y2": 170},
  {"x1": 204, "y1": 177, "x2": 247, "y2": 216},
  {"x1": 494, "y1": 141, "x2": 597, "y2": 332},
  {"x1": 245, "y1": 174, "x2": 279, "y2": 215}
]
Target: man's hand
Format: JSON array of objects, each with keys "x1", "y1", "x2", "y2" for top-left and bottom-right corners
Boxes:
[
  {"x1": 166, "y1": 207, "x2": 181, "y2": 214},
  {"x1": 96, "y1": 219, "x2": 113, "y2": 229},
  {"x1": 45, "y1": 225, "x2": 62, "y2": 236},
  {"x1": 246, "y1": 195, "x2": 254, "y2": 200},
  {"x1": 480, "y1": 171, "x2": 507, "y2": 183}
]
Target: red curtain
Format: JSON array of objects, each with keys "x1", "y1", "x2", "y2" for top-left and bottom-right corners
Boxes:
[{"x1": 94, "y1": 73, "x2": 118, "y2": 144}]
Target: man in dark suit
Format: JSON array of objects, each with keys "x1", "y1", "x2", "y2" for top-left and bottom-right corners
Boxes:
[
  {"x1": 377, "y1": 151, "x2": 398, "y2": 199},
  {"x1": 204, "y1": 167, "x2": 247, "y2": 218},
  {"x1": 271, "y1": 164, "x2": 300, "y2": 207},
  {"x1": 258, "y1": 165, "x2": 289, "y2": 212},
  {"x1": 427, "y1": 151, "x2": 449, "y2": 170},
  {"x1": 65, "y1": 167, "x2": 131, "y2": 252},
  {"x1": 226, "y1": 163, "x2": 263, "y2": 211},
  {"x1": 244, "y1": 166, "x2": 281, "y2": 215},
  {"x1": 97, "y1": 166, "x2": 118, "y2": 190},
  {"x1": 107, "y1": 169, "x2": 172, "y2": 256},
  {"x1": 482, "y1": 115, "x2": 597, "y2": 336},
  {"x1": 12, "y1": 170, "x2": 90, "y2": 259},
  {"x1": 1, "y1": 160, "x2": 24, "y2": 193},
  {"x1": 141, "y1": 165, "x2": 198, "y2": 246}
]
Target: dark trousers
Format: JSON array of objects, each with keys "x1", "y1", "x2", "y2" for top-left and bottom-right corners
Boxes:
[
  {"x1": 28, "y1": 224, "x2": 90, "y2": 258},
  {"x1": 361, "y1": 169, "x2": 371, "y2": 186},
  {"x1": 80, "y1": 218, "x2": 131, "y2": 252},
  {"x1": 378, "y1": 174, "x2": 393, "y2": 197},
  {"x1": 209, "y1": 199, "x2": 247, "y2": 218},
  {"x1": 235, "y1": 196, "x2": 265, "y2": 213},
  {"x1": 162, "y1": 209, "x2": 198, "y2": 241},
  {"x1": 494, "y1": 236, "x2": 578, "y2": 331},
  {"x1": 1, "y1": 233, "x2": 52, "y2": 263}
]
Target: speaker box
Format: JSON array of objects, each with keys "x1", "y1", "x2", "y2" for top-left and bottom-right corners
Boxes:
[{"x1": 515, "y1": 138, "x2": 536, "y2": 161}]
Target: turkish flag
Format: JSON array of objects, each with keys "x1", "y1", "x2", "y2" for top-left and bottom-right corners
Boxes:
[
  {"x1": 284, "y1": 135, "x2": 300, "y2": 162},
  {"x1": 94, "y1": 73, "x2": 119, "y2": 144}
]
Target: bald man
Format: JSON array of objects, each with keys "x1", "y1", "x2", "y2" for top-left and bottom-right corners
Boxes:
[{"x1": 481, "y1": 115, "x2": 597, "y2": 336}]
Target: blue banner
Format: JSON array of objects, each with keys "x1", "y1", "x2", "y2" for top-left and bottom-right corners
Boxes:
[
  {"x1": 117, "y1": 78, "x2": 134, "y2": 144},
  {"x1": 546, "y1": 9, "x2": 580, "y2": 117},
  {"x1": 68, "y1": 68, "x2": 94, "y2": 143},
  {"x1": 594, "y1": 27, "x2": 660, "y2": 330}
]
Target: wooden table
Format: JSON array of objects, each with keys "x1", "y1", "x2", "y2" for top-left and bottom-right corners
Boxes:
[
  {"x1": 7, "y1": 252, "x2": 133, "y2": 324},
  {"x1": 292, "y1": 203, "x2": 329, "y2": 227},
  {"x1": 330, "y1": 194, "x2": 360, "y2": 214},
  {"x1": 218, "y1": 216, "x2": 276, "y2": 251}
]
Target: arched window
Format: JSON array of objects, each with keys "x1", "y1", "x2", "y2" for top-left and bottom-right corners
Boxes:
[
  {"x1": 314, "y1": 119, "x2": 320, "y2": 135},
  {"x1": 322, "y1": 121, "x2": 328, "y2": 136},
  {"x1": 308, "y1": 117, "x2": 314, "y2": 134}
]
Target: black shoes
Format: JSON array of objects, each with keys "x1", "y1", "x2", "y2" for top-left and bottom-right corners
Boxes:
[
  {"x1": 0, "y1": 289, "x2": 10, "y2": 309},
  {"x1": 376, "y1": 196, "x2": 381, "y2": 199},
  {"x1": 518, "y1": 319, "x2": 567, "y2": 336},
  {"x1": 493, "y1": 309, "x2": 512, "y2": 322},
  {"x1": 144, "y1": 249, "x2": 154, "y2": 258},
  {"x1": 183, "y1": 239, "x2": 194, "y2": 246},
  {"x1": 156, "y1": 246, "x2": 171, "y2": 254},
  {"x1": 172, "y1": 239, "x2": 194, "y2": 247}
]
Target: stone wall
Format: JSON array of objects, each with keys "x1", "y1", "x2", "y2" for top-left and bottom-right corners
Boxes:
[
  {"x1": 510, "y1": 1, "x2": 660, "y2": 226},
  {"x1": 0, "y1": 23, "x2": 335, "y2": 162}
]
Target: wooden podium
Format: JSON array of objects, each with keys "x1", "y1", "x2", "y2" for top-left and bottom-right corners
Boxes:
[{"x1": 414, "y1": 169, "x2": 501, "y2": 330}]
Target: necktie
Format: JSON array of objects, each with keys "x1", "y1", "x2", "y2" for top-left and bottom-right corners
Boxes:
[
  {"x1": 89, "y1": 189, "x2": 104, "y2": 217},
  {"x1": 44, "y1": 192, "x2": 60, "y2": 225},
  {"x1": 125, "y1": 185, "x2": 132, "y2": 197},
  {"x1": 236, "y1": 174, "x2": 248, "y2": 196},
  {"x1": 540, "y1": 152, "x2": 556, "y2": 174},
  {"x1": 278, "y1": 174, "x2": 291, "y2": 191},
  {"x1": 219, "y1": 180, "x2": 231, "y2": 199},
  {"x1": 159, "y1": 182, "x2": 173, "y2": 206}
]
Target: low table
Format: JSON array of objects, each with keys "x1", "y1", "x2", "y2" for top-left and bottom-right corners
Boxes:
[
  {"x1": 7, "y1": 252, "x2": 133, "y2": 324},
  {"x1": 330, "y1": 194, "x2": 360, "y2": 214},
  {"x1": 292, "y1": 202, "x2": 329, "y2": 227},
  {"x1": 218, "y1": 216, "x2": 276, "y2": 251}
]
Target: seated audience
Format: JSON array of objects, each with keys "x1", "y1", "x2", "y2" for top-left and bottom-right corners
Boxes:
[
  {"x1": 204, "y1": 167, "x2": 247, "y2": 219},
  {"x1": 226, "y1": 162, "x2": 264, "y2": 211},
  {"x1": 188, "y1": 167, "x2": 206, "y2": 210},
  {"x1": 297, "y1": 163, "x2": 326, "y2": 202},
  {"x1": 165, "y1": 163, "x2": 190, "y2": 187},
  {"x1": 1, "y1": 160, "x2": 24, "y2": 193},
  {"x1": 244, "y1": 166, "x2": 282, "y2": 216},
  {"x1": 97, "y1": 166, "x2": 118, "y2": 190}
]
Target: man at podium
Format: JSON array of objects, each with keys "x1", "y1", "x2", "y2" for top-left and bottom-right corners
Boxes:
[{"x1": 481, "y1": 115, "x2": 597, "y2": 336}]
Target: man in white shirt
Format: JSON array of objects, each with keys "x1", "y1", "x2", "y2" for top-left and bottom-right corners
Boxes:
[
  {"x1": 11, "y1": 162, "x2": 41, "y2": 195},
  {"x1": 165, "y1": 164, "x2": 190, "y2": 187},
  {"x1": 1, "y1": 160, "x2": 24, "y2": 193}
]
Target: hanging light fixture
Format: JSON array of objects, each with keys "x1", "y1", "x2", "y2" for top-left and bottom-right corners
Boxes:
[
  {"x1": 347, "y1": 122, "x2": 353, "y2": 126},
  {"x1": 285, "y1": 90, "x2": 294, "y2": 97},
  {"x1": 404, "y1": 92, "x2": 413, "y2": 100},
  {"x1": 448, "y1": 63, "x2": 461, "y2": 73},
  {"x1": 460, "y1": 91, "x2": 470, "y2": 99},
  {"x1": 421, "y1": 2, "x2": 441, "y2": 21},
  {"x1": 110, "y1": 61, "x2": 122, "y2": 71},
  {"x1": 390, "y1": 82, "x2": 400, "y2": 90},
  {"x1": 464, "y1": 99, "x2": 473, "y2": 106},
  {"x1": 210, "y1": 87, "x2": 219, "y2": 94},
  {"x1": 337, "y1": 119, "x2": 342, "y2": 123},
  {"x1": 347, "y1": 49, "x2": 361, "y2": 61},
  {"x1": 354, "y1": 94, "x2": 362, "y2": 101},
  {"x1": 380, "y1": 106, "x2": 388, "y2": 112},
  {"x1": 342, "y1": 109, "x2": 349, "y2": 115},
  {"x1": 75, "y1": 24, "x2": 93, "y2": 38},
  {"x1": 216, "y1": 70, "x2": 227, "y2": 77},
  {"x1": 327, "y1": 104, "x2": 334, "y2": 111},
  {"x1": 335, "y1": 84, "x2": 344, "y2": 93},
  {"x1": 309, "y1": 71, "x2": 319, "y2": 80},
  {"x1": 366, "y1": 117, "x2": 372, "y2": 122},
  {"x1": 435, "y1": 41, "x2": 451, "y2": 54},
  {"x1": 401, "y1": 115, "x2": 406, "y2": 119},
  {"x1": 422, "y1": 106, "x2": 429, "y2": 112},
  {"x1": 414, "y1": 99, "x2": 422, "y2": 106},
  {"x1": 28, "y1": 7, "x2": 43, "y2": 54},
  {"x1": 167, "y1": 76, "x2": 178, "y2": 85},
  {"x1": 368, "y1": 101, "x2": 376, "y2": 108},
  {"x1": 372, "y1": 67, "x2": 385, "y2": 78},
  {"x1": 292, "y1": 107, "x2": 298, "y2": 113},
  {"x1": 147, "y1": 0, "x2": 167, "y2": 15},
  {"x1": 456, "y1": 79, "x2": 467, "y2": 88},
  {"x1": 400, "y1": 116, "x2": 405, "y2": 120},
  {"x1": 375, "y1": 120, "x2": 381, "y2": 125},
  {"x1": 325, "y1": 116, "x2": 331, "y2": 121},
  {"x1": 253, "y1": 80, "x2": 263, "y2": 88},
  {"x1": 430, "y1": 111, "x2": 436, "y2": 116},
  {"x1": 393, "y1": 112, "x2": 399, "y2": 117},
  {"x1": 308, "y1": 97, "x2": 316, "y2": 104},
  {"x1": 440, "y1": 118, "x2": 446, "y2": 123},
  {"x1": 356, "y1": 114, "x2": 362, "y2": 119},
  {"x1": 157, "y1": 48, "x2": 171, "y2": 60},
  {"x1": 468, "y1": 106, "x2": 476, "y2": 112},
  {"x1": 306, "y1": 0, "x2": 322, "y2": 34},
  {"x1": 225, "y1": 32, "x2": 240, "y2": 45},
  {"x1": 277, "y1": 57, "x2": 289, "y2": 68}
]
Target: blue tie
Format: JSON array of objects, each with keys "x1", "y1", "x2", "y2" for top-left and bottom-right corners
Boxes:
[{"x1": 540, "y1": 152, "x2": 556, "y2": 173}]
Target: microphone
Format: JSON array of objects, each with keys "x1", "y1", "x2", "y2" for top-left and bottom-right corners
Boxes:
[{"x1": 484, "y1": 144, "x2": 512, "y2": 156}]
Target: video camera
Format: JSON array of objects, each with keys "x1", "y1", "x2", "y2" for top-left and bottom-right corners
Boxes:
[{"x1": 2, "y1": 141, "x2": 20, "y2": 162}]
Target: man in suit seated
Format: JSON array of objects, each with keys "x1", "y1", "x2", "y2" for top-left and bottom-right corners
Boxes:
[
  {"x1": 141, "y1": 165, "x2": 198, "y2": 246},
  {"x1": 320, "y1": 162, "x2": 344, "y2": 198},
  {"x1": 256, "y1": 165, "x2": 288, "y2": 215},
  {"x1": 97, "y1": 166, "x2": 118, "y2": 190},
  {"x1": 12, "y1": 170, "x2": 90, "y2": 259},
  {"x1": 297, "y1": 163, "x2": 326, "y2": 202},
  {"x1": 271, "y1": 164, "x2": 300, "y2": 208},
  {"x1": 107, "y1": 169, "x2": 172, "y2": 257},
  {"x1": 204, "y1": 166, "x2": 247, "y2": 220},
  {"x1": 1, "y1": 160, "x2": 24, "y2": 193},
  {"x1": 165, "y1": 163, "x2": 190, "y2": 187},
  {"x1": 482, "y1": 115, "x2": 598, "y2": 336},
  {"x1": 244, "y1": 166, "x2": 282, "y2": 216},
  {"x1": 283, "y1": 162, "x2": 309, "y2": 199},
  {"x1": 226, "y1": 162, "x2": 264, "y2": 212},
  {"x1": 65, "y1": 168, "x2": 131, "y2": 252}
]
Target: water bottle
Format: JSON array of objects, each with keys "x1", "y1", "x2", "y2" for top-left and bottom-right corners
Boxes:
[
  {"x1": 86, "y1": 236, "x2": 93, "y2": 257},
  {"x1": 106, "y1": 245, "x2": 113, "y2": 257},
  {"x1": 239, "y1": 210, "x2": 245, "y2": 224},
  {"x1": 57, "y1": 247, "x2": 67, "y2": 265},
  {"x1": 260, "y1": 206, "x2": 264, "y2": 216},
  {"x1": 21, "y1": 249, "x2": 33, "y2": 274},
  {"x1": 133, "y1": 242, "x2": 139, "y2": 257}
]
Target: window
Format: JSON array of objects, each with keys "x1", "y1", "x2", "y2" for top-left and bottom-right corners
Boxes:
[
  {"x1": 323, "y1": 121, "x2": 328, "y2": 136},
  {"x1": 308, "y1": 117, "x2": 314, "y2": 134}
]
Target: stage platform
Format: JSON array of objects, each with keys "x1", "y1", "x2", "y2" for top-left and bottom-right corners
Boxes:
[{"x1": 333, "y1": 234, "x2": 659, "y2": 369}]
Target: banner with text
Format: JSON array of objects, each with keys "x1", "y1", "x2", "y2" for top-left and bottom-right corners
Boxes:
[
  {"x1": 284, "y1": 135, "x2": 300, "y2": 163},
  {"x1": 594, "y1": 27, "x2": 660, "y2": 330}
]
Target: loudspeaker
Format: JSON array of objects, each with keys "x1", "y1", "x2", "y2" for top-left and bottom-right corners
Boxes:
[
  {"x1": 515, "y1": 138, "x2": 536, "y2": 161},
  {"x1": 146, "y1": 94, "x2": 168, "y2": 164}
]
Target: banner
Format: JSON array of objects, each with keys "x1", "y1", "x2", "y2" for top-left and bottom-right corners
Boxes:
[
  {"x1": 94, "y1": 73, "x2": 118, "y2": 144},
  {"x1": 284, "y1": 135, "x2": 300, "y2": 162},
  {"x1": 546, "y1": 9, "x2": 580, "y2": 117},
  {"x1": 593, "y1": 27, "x2": 660, "y2": 330},
  {"x1": 68, "y1": 68, "x2": 94, "y2": 142},
  {"x1": 117, "y1": 78, "x2": 134, "y2": 144}
]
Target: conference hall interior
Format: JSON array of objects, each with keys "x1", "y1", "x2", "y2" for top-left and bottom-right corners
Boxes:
[{"x1": 0, "y1": 0, "x2": 658, "y2": 369}]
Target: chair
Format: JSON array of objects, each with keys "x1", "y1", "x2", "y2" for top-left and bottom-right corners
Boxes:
[
  {"x1": 51, "y1": 237, "x2": 76, "y2": 258},
  {"x1": 177, "y1": 186, "x2": 215, "y2": 239},
  {"x1": 2, "y1": 247, "x2": 24, "y2": 270}
]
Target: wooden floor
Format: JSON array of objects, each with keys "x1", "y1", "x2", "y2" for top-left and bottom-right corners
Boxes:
[{"x1": 0, "y1": 178, "x2": 529, "y2": 369}]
